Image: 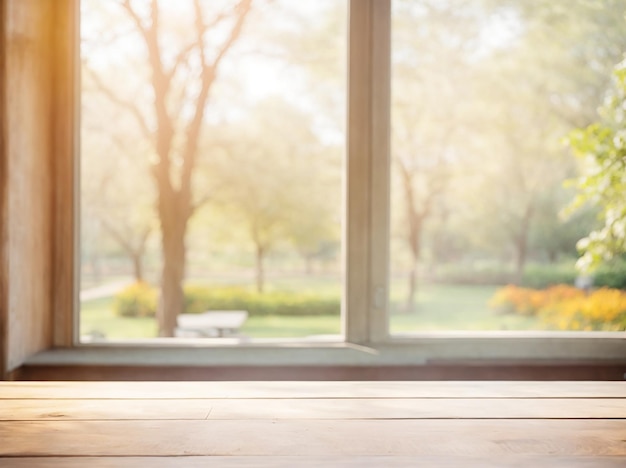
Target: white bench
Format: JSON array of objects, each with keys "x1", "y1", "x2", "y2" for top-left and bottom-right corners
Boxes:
[{"x1": 175, "y1": 310, "x2": 248, "y2": 338}]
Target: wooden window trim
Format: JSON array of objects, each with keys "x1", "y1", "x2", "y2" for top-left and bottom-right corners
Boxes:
[
  {"x1": 2, "y1": 0, "x2": 625, "y2": 380},
  {"x1": 344, "y1": 0, "x2": 391, "y2": 343},
  {"x1": 51, "y1": 0, "x2": 79, "y2": 348},
  {"x1": 0, "y1": 0, "x2": 8, "y2": 379}
]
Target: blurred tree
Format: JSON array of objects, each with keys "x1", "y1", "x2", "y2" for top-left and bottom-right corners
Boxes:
[
  {"x1": 212, "y1": 99, "x2": 340, "y2": 292},
  {"x1": 81, "y1": 73, "x2": 157, "y2": 285},
  {"x1": 391, "y1": 0, "x2": 487, "y2": 311},
  {"x1": 568, "y1": 58, "x2": 626, "y2": 271},
  {"x1": 84, "y1": 0, "x2": 254, "y2": 336},
  {"x1": 528, "y1": 190, "x2": 599, "y2": 263},
  {"x1": 81, "y1": 135, "x2": 155, "y2": 284},
  {"x1": 457, "y1": 0, "x2": 626, "y2": 284}
]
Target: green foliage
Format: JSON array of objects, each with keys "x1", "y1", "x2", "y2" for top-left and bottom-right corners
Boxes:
[
  {"x1": 184, "y1": 285, "x2": 340, "y2": 317},
  {"x1": 114, "y1": 282, "x2": 158, "y2": 318},
  {"x1": 593, "y1": 259, "x2": 626, "y2": 290},
  {"x1": 431, "y1": 264, "x2": 514, "y2": 286},
  {"x1": 521, "y1": 264, "x2": 578, "y2": 289},
  {"x1": 116, "y1": 283, "x2": 341, "y2": 318},
  {"x1": 567, "y1": 58, "x2": 626, "y2": 271},
  {"x1": 430, "y1": 262, "x2": 577, "y2": 288}
]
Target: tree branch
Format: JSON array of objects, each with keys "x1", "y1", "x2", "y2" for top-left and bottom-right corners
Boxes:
[
  {"x1": 211, "y1": 0, "x2": 254, "y2": 70},
  {"x1": 84, "y1": 66, "x2": 152, "y2": 140},
  {"x1": 101, "y1": 218, "x2": 138, "y2": 256},
  {"x1": 120, "y1": 0, "x2": 150, "y2": 43},
  {"x1": 163, "y1": 42, "x2": 196, "y2": 86},
  {"x1": 191, "y1": 192, "x2": 213, "y2": 213},
  {"x1": 180, "y1": 0, "x2": 254, "y2": 210}
]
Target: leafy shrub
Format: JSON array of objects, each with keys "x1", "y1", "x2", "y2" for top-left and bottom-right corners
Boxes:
[
  {"x1": 432, "y1": 262, "x2": 577, "y2": 288},
  {"x1": 114, "y1": 282, "x2": 158, "y2": 317},
  {"x1": 432, "y1": 263, "x2": 513, "y2": 286},
  {"x1": 593, "y1": 260, "x2": 626, "y2": 289},
  {"x1": 183, "y1": 286, "x2": 340, "y2": 317},
  {"x1": 115, "y1": 284, "x2": 340, "y2": 318},
  {"x1": 521, "y1": 264, "x2": 577, "y2": 289}
]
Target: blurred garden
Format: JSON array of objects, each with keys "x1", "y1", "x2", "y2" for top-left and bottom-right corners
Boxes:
[{"x1": 80, "y1": 0, "x2": 626, "y2": 339}]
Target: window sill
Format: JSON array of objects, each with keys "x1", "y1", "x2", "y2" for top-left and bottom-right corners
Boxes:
[{"x1": 24, "y1": 331, "x2": 626, "y2": 367}]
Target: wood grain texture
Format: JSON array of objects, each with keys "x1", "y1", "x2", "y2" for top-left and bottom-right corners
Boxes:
[
  {"x1": 15, "y1": 361, "x2": 626, "y2": 381},
  {"x1": 1, "y1": 456, "x2": 625, "y2": 468},
  {"x1": 0, "y1": 419, "x2": 624, "y2": 457},
  {"x1": 50, "y1": 0, "x2": 78, "y2": 348},
  {"x1": 1, "y1": 398, "x2": 625, "y2": 421},
  {"x1": 4, "y1": 0, "x2": 55, "y2": 374},
  {"x1": 1, "y1": 381, "x2": 624, "y2": 465},
  {"x1": 0, "y1": 0, "x2": 8, "y2": 381},
  {"x1": 2, "y1": 381, "x2": 625, "y2": 399}
]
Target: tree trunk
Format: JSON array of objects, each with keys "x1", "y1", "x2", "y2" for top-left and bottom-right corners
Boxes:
[
  {"x1": 513, "y1": 236, "x2": 528, "y2": 286},
  {"x1": 113, "y1": 0, "x2": 254, "y2": 336},
  {"x1": 548, "y1": 249, "x2": 558, "y2": 264},
  {"x1": 255, "y1": 244, "x2": 265, "y2": 294},
  {"x1": 131, "y1": 253, "x2": 143, "y2": 283},
  {"x1": 90, "y1": 254, "x2": 102, "y2": 286},
  {"x1": 157, "y1": 214, "x2": 187, "y2": 337},
  {"x1": 397, "y1": 161, "x2": 430, "y2": 314},
  {"x1": 405, "y1": 213, "x2": 422, "y2": 314},
  {"x1": 406, "y1": 264, "x2": 417, "y2": 314},
  {"x1": 512, "y1": 203, "x2": 534, "y2": 286}
]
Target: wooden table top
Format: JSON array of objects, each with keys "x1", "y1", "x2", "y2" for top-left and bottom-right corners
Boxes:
[{"x1": 0, "y1": 381, "x2": 625, "y2": 467}]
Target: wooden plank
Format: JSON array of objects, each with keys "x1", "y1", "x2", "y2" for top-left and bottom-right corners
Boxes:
[
  {"x1": 50, "y1": 0, "x2": 78, "y2": 348},
  {"x1": 1, "y1": 456, "x2": 625, "y2": 468},
  {"x1": 206, "y1": 398, "x2": 626, "y2": 420},
  {"x1": 0, "y1": 399, "x2": 210, "y2": 421},
  {"x1": 4, "y1": 0, "x2": 55, "y2": 374},
  {"x1": 0, "y1": 419, "x2": 624, "y2": 457},
  {"x1": 0, "y1": 0, "x2": 8, "y2": 381},
  {"x1": 2, "y1": 398, "x2": 626, "y2": 421},
  {"x1": 1, "y1": 381, "x2": 625, "y2": 399},
  {"x1": 15, "y1": 361, "x2": 626, "y2": 381}
]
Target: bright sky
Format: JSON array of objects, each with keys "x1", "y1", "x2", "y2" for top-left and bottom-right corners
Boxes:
[{"x1": 81, "y1": 0, "x2": 346, "y2": 144}]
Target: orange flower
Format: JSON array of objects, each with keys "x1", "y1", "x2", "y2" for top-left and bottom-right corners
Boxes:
[{"x1": 490, "y1": 284, "x2": 626, "y2": 331}]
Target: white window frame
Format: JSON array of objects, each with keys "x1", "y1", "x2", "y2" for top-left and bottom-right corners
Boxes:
[{"x1": 33, "y1": 0, "x2": 625, "y2": 368}]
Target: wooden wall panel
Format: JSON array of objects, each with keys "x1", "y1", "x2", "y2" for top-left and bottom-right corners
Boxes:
[
  {"x1": 3, "y1": 0, "x2": 55, "y2": 376},
  {"x1": 0, "y1": 0, "x2": 8, "y2": 379}
]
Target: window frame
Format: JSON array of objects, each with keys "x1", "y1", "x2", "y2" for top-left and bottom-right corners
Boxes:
[{"x1": 39, "y1": 0, "x2": 626, "y2": 368}]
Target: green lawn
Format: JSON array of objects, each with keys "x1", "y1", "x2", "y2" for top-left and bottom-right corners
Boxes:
[
  {"x1": 242, "y1": 315, "x2": 339, "y2": 338},
  {"x1": 389, "y1": 284, "x2": 539, "y2": 332},
  {"x1": 80, "y1": 283, "x2": 541, "y2": 340},
  {"x1": 80, "y1": 297, "x2": 158, "y2": 339}
]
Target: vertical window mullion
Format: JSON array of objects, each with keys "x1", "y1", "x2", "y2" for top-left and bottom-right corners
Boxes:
[
  {"x1": 368, "y1": 0, "x2": 391, "y2": 343},
  {"x1": 344, "y1": 0, "x2": 391, "y2": 344},
  {"x1": 52, "y1": 0, "x2": 80, "y2": 347}
]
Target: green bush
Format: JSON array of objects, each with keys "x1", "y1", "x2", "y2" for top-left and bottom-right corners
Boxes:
[
  {"x1": 521, "y1": 263, "x2": 577, "y2": 289},
  {"x1": 115, "y1": 284, "x2": 341, "y2": 318},
  {"x1": 431, "y1": 262, "x2": 579, "y2": 288},
  {"x1": 183, "y1": 286, "x2": 340, "y2": 316},
  {"x1": 114, "y1": 282, "x2": 158, "y2": 317},
  {"x1": 431, "y1": 263, "x2": 513, "y2": 286},
  {"x1": 594, "y1": 260, "x2": 626, "y2": 289}
]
